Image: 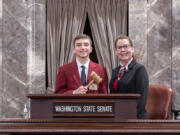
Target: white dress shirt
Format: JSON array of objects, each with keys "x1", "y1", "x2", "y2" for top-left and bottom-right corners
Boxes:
[{"x1": 76, "y1": 59, "x2": 90, "y2": 80}]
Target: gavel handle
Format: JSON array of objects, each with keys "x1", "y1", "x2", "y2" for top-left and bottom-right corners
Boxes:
[{"x1": 86, "y1": 80, "x2": 94, "y2": 88}]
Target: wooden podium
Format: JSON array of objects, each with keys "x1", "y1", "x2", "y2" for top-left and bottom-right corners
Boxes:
[
  {"x1": 2, "y1": 94, "x2": 180, "y2": 135},
  {"x1": 28, "y1": 94, "x2": 140, "y2": 120}
]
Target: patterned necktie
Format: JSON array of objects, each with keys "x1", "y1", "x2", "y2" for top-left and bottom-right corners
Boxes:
[
  {"x1": 113, "y1": 66, "x2": 126, "y2": 92},
  {"x1": 81, "y1": 65, "x2": 86, "y2": 86},
  {"x1": 118, "y1": 66, "x2": 126, "y2": 80}
]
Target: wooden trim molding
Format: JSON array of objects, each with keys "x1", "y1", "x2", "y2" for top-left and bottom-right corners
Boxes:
[
  {"x1": 27, "y1": 94, "x2": 140, "y2": 99},
  {"x1": 0, "y1": 119, "x2": 180, "y2": 134}
]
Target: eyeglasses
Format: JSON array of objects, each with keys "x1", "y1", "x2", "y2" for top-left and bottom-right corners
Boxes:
[{"x1": 116, "y1": 45, "x2": 130, "y2": 51}]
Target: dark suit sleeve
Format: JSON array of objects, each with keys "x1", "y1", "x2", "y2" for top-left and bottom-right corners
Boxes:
[
  {"x1": 135, "y1": 66, "x2": 149, "y2": 119},
  {"x1": 98, "y1": 67, "x2": 108, "y2": 93},
  {"x1": 109, "y1": 70, "x2": 115, "y2": 93},
  {"x1": 55, "y1": 67, "x2": 74, "y2": 94}
]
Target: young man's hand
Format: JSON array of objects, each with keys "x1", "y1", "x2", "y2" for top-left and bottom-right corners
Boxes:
[{"x1": 73, "y1": 86, "x2": 88, "y2": 94}]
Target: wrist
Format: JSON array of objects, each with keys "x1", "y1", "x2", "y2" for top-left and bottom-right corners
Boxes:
[{"x1": 73, "y1": 90, "x2": 76, "y2": 94}]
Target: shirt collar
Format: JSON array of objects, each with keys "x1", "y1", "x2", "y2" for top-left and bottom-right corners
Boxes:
[
  {"x1": 120, "y1": 57, "x2": 133, "y2": 70},
  {"x1": 76, "y1": 58, "x2": 90, "y2": 69}
]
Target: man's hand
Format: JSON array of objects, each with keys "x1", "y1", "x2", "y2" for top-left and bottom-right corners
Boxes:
[{"x1": 73, "y1": 86, "x2": 88, "y2": 94}]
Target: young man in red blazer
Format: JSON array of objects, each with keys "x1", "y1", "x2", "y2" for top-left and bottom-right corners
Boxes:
[{"x1": 55, "y1": 34, "x2": 108, "y2": 94}]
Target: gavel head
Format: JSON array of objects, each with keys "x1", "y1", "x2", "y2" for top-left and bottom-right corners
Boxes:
[{"x1": 90, "y1": 71, "x2": 102, "y2": 84}]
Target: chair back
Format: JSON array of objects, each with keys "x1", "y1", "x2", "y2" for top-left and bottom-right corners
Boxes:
[{"x1": 146, "y1": 85, "x2": 174, "y2": 119}]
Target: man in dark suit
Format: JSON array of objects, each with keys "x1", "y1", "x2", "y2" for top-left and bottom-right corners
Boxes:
[
  {"x1": 55, "y1": 34, "x2": 108, "y2": 94},
  {"x1": 109, "y1": 35, "x2": 149, "y2": 119}
]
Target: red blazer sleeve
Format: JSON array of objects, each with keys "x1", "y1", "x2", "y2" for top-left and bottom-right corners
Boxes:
[{"x1": 55, "y1": 67, "x2": 74, "y2": 94}]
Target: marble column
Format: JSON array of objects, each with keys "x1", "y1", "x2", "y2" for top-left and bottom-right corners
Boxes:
[
  {"x1": 1, "y1": 0, "x2": 46, "y2": 118},
  {"x1": 129, "y1": 0, "x2": 172, "y2": 86},
  {"x1": 147, "y1": 0, "x2": 172, "y2": 87},
  {"x1": 0, "y1": 0, "x2": 2, "y2": 117},
  {"x1": 129, "y1": 0, "x2": 147, "y2": 67},
  {"x1": 172, "y1": 0, "x2": 180, "y2": 111},
  {"x1": 2, "y1": 0, "x2": 28, "y2": 118},
  {"x1": 27, "y1": 0, "x2": 46, "y2": 94}
]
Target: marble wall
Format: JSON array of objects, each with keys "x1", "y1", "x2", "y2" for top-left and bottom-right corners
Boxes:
[
  {"x1": 129, "y1": 0, "x2": 147, "y2": 66},
  {"x1": 0, "y1": 0, "x2": 2, "y2": 117},
  {"x1": 129, "y1": 0, "x2": 180, "y2": 111},
  {"x1": 172, "y1": 0, "x2": 180, "y2": 111},
  {"x1": 1, "y1": 0, "x2": 46, "y2": 118},
  {"x1": 147, "y1": 0, "x2": 172, "y2": 87},
  {"x1": 0, "y1": 0, "x2": 179, "y2": 118}
]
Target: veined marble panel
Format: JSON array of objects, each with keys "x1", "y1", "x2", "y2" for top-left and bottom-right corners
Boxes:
[
  {"x1": 2, "y1": 0, "x2": 29, "y2": 118},
  {"x1": 129, "y1": 0, "x2": 147, "y2": 67},
  {"x1": 147, "y1": 0, "x2": 172, "y2": 87},
  {"x1": 172, "y1": 0, "x2": 180, "y2": 111},
  {"x1": 0, "y1": 0, "x2": 2, "y2": 117},
  {"x1": 1, "y1": 0, "x2": 46, "y2": 118},
  {"x1": 27, "y1": 0, "x2": 46, "y2": 94}
]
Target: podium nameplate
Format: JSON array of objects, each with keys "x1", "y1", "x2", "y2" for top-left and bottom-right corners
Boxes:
[{"x1": 53, "y1": 101, "x2": 115, "y2": 118}]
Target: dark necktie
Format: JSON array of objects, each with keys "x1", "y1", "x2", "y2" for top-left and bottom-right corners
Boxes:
[{"x1": 81, "y1": 65, "x2": 86, "y2": 86}]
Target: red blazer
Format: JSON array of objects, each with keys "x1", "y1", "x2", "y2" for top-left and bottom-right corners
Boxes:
[{"x1": 55, "y1": 60, "x2": 108, "y2": 94}]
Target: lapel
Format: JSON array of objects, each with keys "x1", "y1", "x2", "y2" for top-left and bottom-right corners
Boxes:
[
  {"x1": 127, "y1": 58, "x2": 136, "y2": 70},
  {"x1": 70, "y1": 60, "x2": 82, "y2": 86},
  {"x1": 113, "y1": 66, "x2": 121, "y2": 80}
]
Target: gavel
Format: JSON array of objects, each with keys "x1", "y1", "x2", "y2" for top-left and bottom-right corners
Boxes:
[{"x1": 86, "y1": 71, "x2": 102, "y2": 88}]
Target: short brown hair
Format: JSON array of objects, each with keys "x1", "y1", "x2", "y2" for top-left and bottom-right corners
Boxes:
[
  {"x1": 73, "y1": 34, "x2": 92, "y2": 46},
  {"x1": 115, "y1": 35, "x2": 133, "y2": 48}
]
